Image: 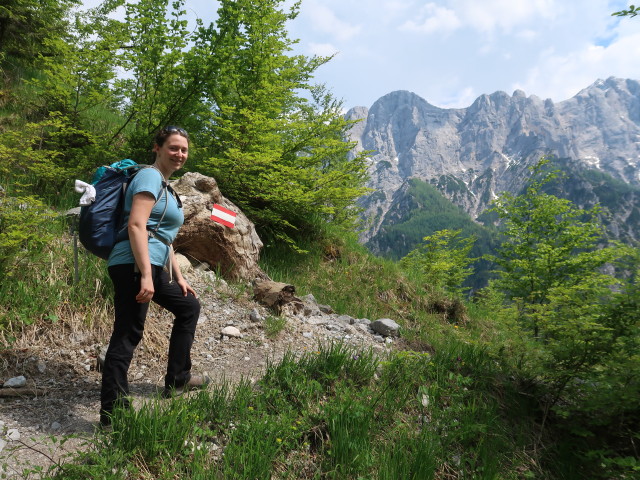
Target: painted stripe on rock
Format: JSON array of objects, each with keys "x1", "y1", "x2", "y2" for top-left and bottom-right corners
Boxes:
[{"x1": 211, "y1": 204, "x2": 237, "y2": 228}]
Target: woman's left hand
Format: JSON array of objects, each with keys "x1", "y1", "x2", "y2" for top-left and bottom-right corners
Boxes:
[{"x1": 177, "y1": 277, "x2": 197, "y2": 298}]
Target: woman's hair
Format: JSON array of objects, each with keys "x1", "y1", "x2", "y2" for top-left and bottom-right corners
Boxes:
[{"x1": 154, "y1": 125, "x2": 189, "y2": 147}]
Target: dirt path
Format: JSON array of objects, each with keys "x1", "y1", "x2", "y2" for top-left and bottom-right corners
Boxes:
[{"x1": 0, "y1": 267, "x2": 389, "y2": 478}]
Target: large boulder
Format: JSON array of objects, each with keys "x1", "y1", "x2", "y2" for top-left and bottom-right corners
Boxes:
[{"x1": 171, "y1": 172, "x2": 267, "y2": 282}]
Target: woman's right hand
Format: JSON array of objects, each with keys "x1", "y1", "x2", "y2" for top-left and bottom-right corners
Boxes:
[{"x1": 136, "y1": 274, "x2": 155, "y2": 303}]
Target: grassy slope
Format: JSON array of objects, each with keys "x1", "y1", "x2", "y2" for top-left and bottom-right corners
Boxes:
[
  {"x1": 2, "y1": 208, "x2": 632, "y2": 479},
  {"x1": 1, "y1": 65, "x2": 632, "y2": 480}
]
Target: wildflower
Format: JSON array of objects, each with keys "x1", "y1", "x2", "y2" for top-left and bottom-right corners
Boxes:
[{"x1": 276, "y1": 438, "x2": 282, "y2": 443}]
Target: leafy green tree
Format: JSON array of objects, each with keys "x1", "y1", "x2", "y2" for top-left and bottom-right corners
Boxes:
[
  {"x1": 400, "y1": 229, "x2": 476, "y2": 296},
  {"x1": 108, "y1": 0, "x2": 212, "y2": 157},
  {"x1": 486, "y1": 158, "x2": 625, "y2": 338},
  {"x1": 197, "y1": 0, "x2": 369, "y2": 248},
  {"x1": 1, "y1": 2, "x2": 129, "y2": 196},
  {"x1": 0, "y1": 195, "x2": 56, "y2": 278},
  {"x1": 0, "y1": 0, "x2": 78, "y2": 69},
  {"x1": 487, "y1": 159, "x2": 636, "y2": 452}
]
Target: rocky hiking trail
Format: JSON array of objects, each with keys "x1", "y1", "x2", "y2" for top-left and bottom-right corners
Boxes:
[{"x1": 0, "y1": 261, "x2": 399, "y2": 478}]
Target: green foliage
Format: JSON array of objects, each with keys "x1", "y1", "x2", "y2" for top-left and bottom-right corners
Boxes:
[
  {"x1": 3, "y1": 0, "x2": 370, "y2": 249},
  {"x1": 197, "y1": 0, "x2": 369, "y2": 249},
  {"x1": 485, "y1": 158, "x2": 639, "y2": 474},
  {"x1": 369, "y1": 178, "x2": 498, "y2": 290},
  {"x1": 400, "y1": 229, "x2": 476, "y2": 297},
  {"x1": 263, "y1": 315, "x2": 288, "y2": 338},
  {"x1": 107, "y1": 0, "x2": 211, "y2": 157},
  {"x1": 487, "y1": 158, "x2": 626, "y2": 337},
  {"x1": 0, "y1": 195, "x2": 56, "y2": 279},
  {"x1": 612, "y1": 4, "x2": 640, "y2": 17},
  {"x1": 0, "y1": 114, "x2": 110, "y2": 198},
  {"x1": 0, "y1": 190, "x2": 111, "y2": 333},
  {"x1": 47, "y1": 341, "x2": 532, "y2": 479},
  {"x1": 0, "y1": 0, "x2": 78, "y2": 69}
]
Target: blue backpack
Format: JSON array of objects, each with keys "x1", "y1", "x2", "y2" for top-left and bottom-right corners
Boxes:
[{"x1": 78, "y1": 160, "x2": 177, "y2": 259}]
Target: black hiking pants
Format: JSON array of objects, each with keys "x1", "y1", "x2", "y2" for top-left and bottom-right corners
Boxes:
[{"x1": 100, "y1": 263, "x2": 200, "y2": 422}]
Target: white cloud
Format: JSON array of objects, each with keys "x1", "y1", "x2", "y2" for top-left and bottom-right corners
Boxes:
[
  {"x1": 516, "y1": 29, "x2": 538, "y2": 41},
  {"x1": 399, "y1": 3, "x2": 461, "y2": 34},
  {"x1": 439, "y1": 86, "x2": 477, "y2": 109},
  {"x1": 453, "y1": 0, "x2": 556, "y2": 33},
  {"x1": 514, "y1": 31, "x2": 640, "y2": 102},
  {"x1": 305, "y1": 1, "x2": 362, "y2": 43},
  {"x1": 308, "y1": 43, "x2": 339, "y2": 57}
]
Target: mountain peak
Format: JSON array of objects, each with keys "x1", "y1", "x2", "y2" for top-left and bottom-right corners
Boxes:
[
  {"x1": 348, "y1": 77, "x2": 640, "y2": 245},
  {"x1": 372, "y1": 90, "x2": 437, "y2": 110}
]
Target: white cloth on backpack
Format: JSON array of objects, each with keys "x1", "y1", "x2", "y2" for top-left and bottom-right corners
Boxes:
[{"x1": 74, "y1": 180, "x2": 96, "y2": 206}]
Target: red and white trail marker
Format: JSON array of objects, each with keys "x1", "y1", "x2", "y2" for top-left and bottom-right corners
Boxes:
[{"x1": 210, "y1": 204, "x2": 237, "y2": 228}]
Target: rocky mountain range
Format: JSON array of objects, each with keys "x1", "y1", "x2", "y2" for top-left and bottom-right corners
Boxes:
[{"x1": 347, "y1": 76, "x2": 640, "y2": 254}]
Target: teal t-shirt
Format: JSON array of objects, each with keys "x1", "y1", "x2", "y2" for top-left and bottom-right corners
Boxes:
[{"x1": 108, "y1": 167, "x2": 184, "y2": 268}]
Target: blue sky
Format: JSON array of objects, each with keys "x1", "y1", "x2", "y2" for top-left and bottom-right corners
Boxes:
[{"x1": 82, "y1": 0, "x2": 640, "y2": 110}]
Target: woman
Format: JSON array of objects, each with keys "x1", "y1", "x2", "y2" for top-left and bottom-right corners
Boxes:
[{"x1": 100, "y1": 126, "x2": 207, "y2": 427}]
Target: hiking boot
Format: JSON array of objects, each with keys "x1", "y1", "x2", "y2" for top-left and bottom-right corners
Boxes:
[
  {"x1": 99, "y1": 395, "x2": 132, "y2": 428},
  {"x1": 161, "y1": 374, "x2": 211, "y2": 398}
]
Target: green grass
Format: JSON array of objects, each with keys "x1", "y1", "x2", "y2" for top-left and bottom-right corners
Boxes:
[
  {"x1": 264, "y1": 315, "x2": 288, "y2": 338},
  {"x1": 2, "y1": 222, "x2": 637, "y2": 479},
  {"x1": 42, "y1": 342, "x2": 531, "y2": 479},
  {"x1": 0, "y1": 207, "x2": 112, "y2": 341}
]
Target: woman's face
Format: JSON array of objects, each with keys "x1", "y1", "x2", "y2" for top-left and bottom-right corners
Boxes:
[{"x1": 154, "y1": 133, "x2": 189, "y2": 174}]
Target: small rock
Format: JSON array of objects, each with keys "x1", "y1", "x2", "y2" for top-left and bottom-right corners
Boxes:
[
  {"x1": 3, "y1": 376, "x2": 26, "y2": 388},
  {"x1": 300, "y1": 293, "x2": 317, "y2": 304},
  {"x1": 6, "y1": 429, "x2": 20, "y2": 441},
  {"x1": 343, "y1": 325, "x2": 356, "y2": 335},
  {"x1": 96, "y1": 344, "x2": 109, "y2": 372},
  {"x1": 336, "y1": 314, "x2": 355, "y2": 325},
  {"x1": 373, "y1": 335, "x2": 385, "y2": 343},
  {"x1": 306, "y1": 317, "x2": 327, "y2": 326},
  {"x1": 195, "y1": 262, "x2": 211, "y2": 272},
  {"x1": 356, "y1": 324, "x2": 372, "y2": 334},
  {"x1": 84, "y1": 364, "x2": 91, "y2": 372},
  {"x1": 221, "y1": 326, "x2": 241, "y2": 338},
  {"x1": 0, "y1": 438, "x2": 6, "y2": 453},
  {"x1": 302, "y1": 332, "x2": 314, "y2": 338},
  {"x1": 318, "y1": 304, "x2": 333, "y2": 314},
  {"x1": 197, "y1": 314, "x2": 208, "y2": 324},
  {"x1": 51, "y1": 422, "x2": 62, "y2": 432},
  {"x1": 302, "y1": 304, "x2": 319, "y2": 316},
  {"x1": 249, "y1": 309, "x2": 262, "y2": 323},
  {"x1": 371, "y1": 318, "x2": 401, "y2": 337},
  {"x1": 69, "y1": 332, "x2": 87, "y2": 343},
  {"x1": 175, "y1": 253, "x2": 193, "y2": 273}
]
